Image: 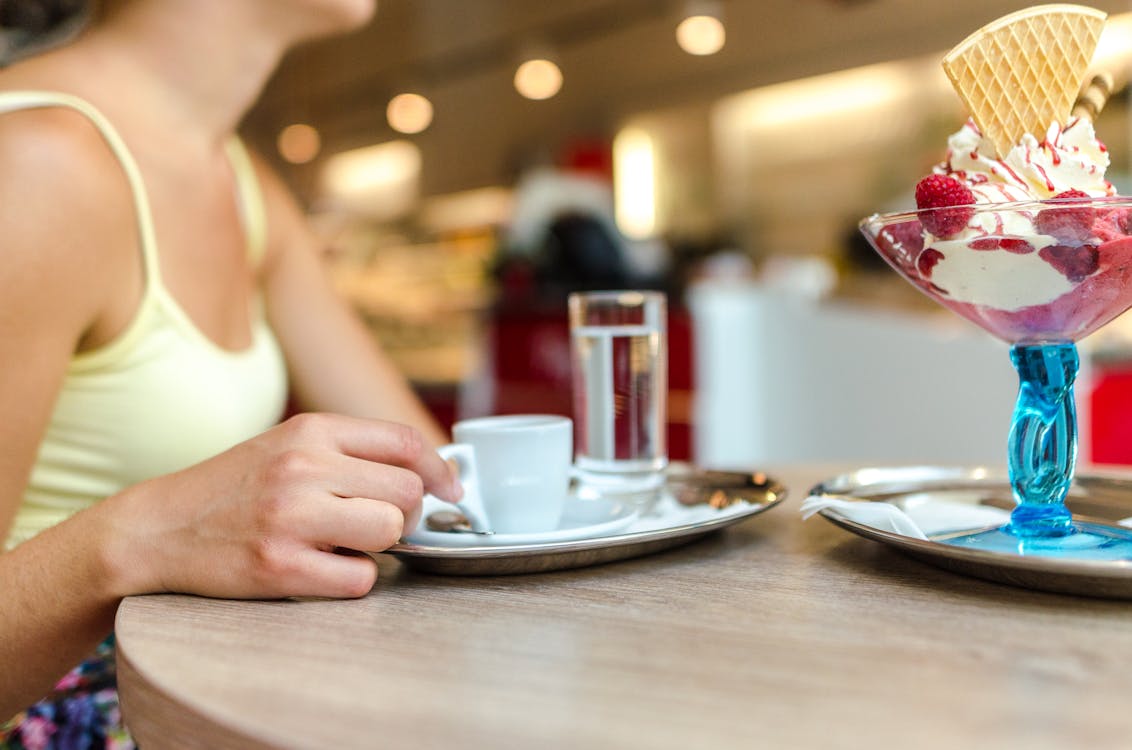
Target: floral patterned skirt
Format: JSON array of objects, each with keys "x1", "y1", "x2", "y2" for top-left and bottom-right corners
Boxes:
[{"x1": 1, "y1": 635, "x2": 134, "y2": 750}]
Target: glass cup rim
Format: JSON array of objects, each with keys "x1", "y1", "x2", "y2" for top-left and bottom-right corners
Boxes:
[
  {"x1": 452, "y1": 413, "x2": 571, "y2": 436},
  {"x1": 860, "y1": 195, "x2": 1132, "y2": 229},
  {"x1": 567, "y1": 289, "x2": 667, "y2": 306}
]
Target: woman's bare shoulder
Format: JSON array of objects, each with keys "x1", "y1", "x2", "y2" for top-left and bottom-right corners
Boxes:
[
  {"x1": 0, "y1": 101, "x2": 125, "y2": 190},
  {"x1": 0, "y1": 99, "x2": 139, "y2": 323}
]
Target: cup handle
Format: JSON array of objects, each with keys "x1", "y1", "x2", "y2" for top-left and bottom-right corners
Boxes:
[{"x1": 436, "y1": 443, "x2": 491, "y2": 533}]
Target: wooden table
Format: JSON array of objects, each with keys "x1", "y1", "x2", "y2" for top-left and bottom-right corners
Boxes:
[{"x1": 114, "y1": 465, "x2": 1132, "y2": 749}]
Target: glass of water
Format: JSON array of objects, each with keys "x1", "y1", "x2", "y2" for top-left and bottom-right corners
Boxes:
[{"x1": 568, "y1": 290, "x2": 667, "y2": 498}]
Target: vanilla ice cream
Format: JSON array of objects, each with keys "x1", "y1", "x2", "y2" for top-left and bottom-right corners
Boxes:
[
  {"x1": 928, "y1": 236, "x2": 1073, "y2": 310},
  {"x1": 915, "y1": 117, "x2": 1114, "y2": 311}
]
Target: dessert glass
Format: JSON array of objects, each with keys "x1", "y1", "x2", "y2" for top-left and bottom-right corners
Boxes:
[{"x1": 860, "y1": 196, "x2": 1132, "y2": 558}]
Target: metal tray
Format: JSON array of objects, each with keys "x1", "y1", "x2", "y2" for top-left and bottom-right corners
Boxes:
[
  {"x1": 387, "y1": 464, "x2": 787, "y2": 575},
  {"x1": 809, "y1": 465, "x2": 1132, "y2": 599}
]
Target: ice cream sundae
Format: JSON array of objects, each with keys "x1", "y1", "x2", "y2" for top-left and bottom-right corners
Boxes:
[
  {"x1": 864, "y1": 5, "x2": 1132, "y2": 343},
  {"x1": 861, "y1": 5, "x2": 1132, "y2": 551}
]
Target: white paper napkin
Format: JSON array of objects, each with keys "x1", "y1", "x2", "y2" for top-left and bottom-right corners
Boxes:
[{"x1": 800, "y1": 494, "x2": 1011, "y2": 540}]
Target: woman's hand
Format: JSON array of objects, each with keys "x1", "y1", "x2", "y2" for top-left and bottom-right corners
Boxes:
[{"x1": 98, "y1": 413, "x2": 461, "y2": 601}]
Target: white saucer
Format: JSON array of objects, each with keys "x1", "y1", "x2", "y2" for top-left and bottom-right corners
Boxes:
[
  {"x1": 389, "y1": 465, "x2": 788, "y2": 574},
  {"x1": 405, "y1": 496, "x2": 639, "y2": 548}
]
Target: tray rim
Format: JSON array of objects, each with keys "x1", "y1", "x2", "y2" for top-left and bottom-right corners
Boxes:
[
  {"x1": 386, "y1": 468, "x2": 787, "y2": 573},
  {"x1": 391, "y1": 499, "x2": 778, "y2": 559},
  {"x1": 809, "y1": 464, "x2": 1132, "y2": 595}
]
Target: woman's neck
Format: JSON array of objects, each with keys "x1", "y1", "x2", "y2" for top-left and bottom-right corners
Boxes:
[{"x1": 58, "y1": 1, "x2": 294, "y2": 149}]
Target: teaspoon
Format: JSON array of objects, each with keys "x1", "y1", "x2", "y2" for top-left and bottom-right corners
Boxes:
[{"x1": 426, "y1": 510, "x2": 495, "y2": 535}]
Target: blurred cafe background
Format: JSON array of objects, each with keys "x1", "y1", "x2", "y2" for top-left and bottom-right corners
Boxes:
[{"x1": 240, "y1": 0, "x2": 1132, "y2": 469}]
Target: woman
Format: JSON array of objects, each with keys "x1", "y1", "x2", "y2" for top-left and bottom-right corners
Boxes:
[{"x1": 0, "y1": 0, "x2": 461, "y2": 745}]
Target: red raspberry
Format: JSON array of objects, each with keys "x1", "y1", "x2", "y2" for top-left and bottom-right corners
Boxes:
[
  {"x1": 968, "y1": 237, "x2": 1036, "y2": 253},
  {"x1": 1034, "y1": 190, "x2": 1095, "y2": 242},
  {"x1": 1039, "y1": 243, "x2": 1099, "y2": 282},
  {"x1": 915, "y1": 174, "x2": 975, "y2": 238},
  {"x1": 917, "y1": 247, "x2": 944, "y2": 278},
  {"x1": 1092, "y1": 206, "x2": 1132, "y2": 243}
]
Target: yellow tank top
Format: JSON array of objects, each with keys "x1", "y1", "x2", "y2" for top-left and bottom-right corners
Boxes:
[{"x1": 1, "y1": 91, "x2": 289, "y2": 549}]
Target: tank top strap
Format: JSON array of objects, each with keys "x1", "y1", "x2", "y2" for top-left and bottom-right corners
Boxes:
[
  {"x1": 224, "y1": 137, "x2": 268, "y2": 267},
  {"x1": 0, "y1": 90, "x2": 162, "y2": 286}
]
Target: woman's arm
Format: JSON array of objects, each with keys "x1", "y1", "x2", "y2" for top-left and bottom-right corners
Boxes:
[
  {"x1": 0, "y1": 106, "x2": 142, "y2": 716},
  {"x1": 254, "y1": 156, "x2": 449, "y2": 447},
  {"x1": 2, "y1": 410, "x2": 461, "y2": 718},
  {"x1": 0, "y1": 108, "x2": 135, "y2": 542},
  {"x1": 0, "y1": 117, "x2": 462, "y2": 718}
]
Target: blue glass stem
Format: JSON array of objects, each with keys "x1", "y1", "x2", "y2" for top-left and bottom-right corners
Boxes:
[{"x1": 1006, "y1": 343, "x2": 1077, "y2": 538}]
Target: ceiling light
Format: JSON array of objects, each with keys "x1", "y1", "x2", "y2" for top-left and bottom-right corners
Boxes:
[
  {"x1": 386, "y1": 92, "x2": 433, "y2": 134},
  {"x1": 677, "y1": 1, "x2": 725, "y2": 56},
  {"x1": 276, "y1": 123, "x2": 321, "y2": 164},
  {"x1": 514, "y1": 58, "x2": 563, "y2": 100}
]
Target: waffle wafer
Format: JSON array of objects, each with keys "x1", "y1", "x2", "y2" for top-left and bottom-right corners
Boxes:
[{"x1": 941, "y1": 4, "x2": 1106, "y2": 158}]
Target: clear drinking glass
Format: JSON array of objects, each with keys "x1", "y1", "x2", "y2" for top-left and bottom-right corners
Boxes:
[{"x1": 568, "y1": 290, "x2": 668, "y2": 497}]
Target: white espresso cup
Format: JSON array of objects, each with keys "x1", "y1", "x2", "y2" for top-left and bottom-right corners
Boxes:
[{"x1": 439, "y1": 414, "x2": 573, "y2": 535}]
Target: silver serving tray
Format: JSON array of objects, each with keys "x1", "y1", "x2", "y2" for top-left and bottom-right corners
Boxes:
[
  {"x1": 387, "y1": 464, "x2": 787, "y2": 575},
  {"x1": 810, "y1": 465, "x2": 1132, "y2": 599}
]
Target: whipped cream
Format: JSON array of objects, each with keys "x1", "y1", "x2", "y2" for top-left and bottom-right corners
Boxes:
[{"x1": 942, "y1": 117, "x2": 1112, "y2": 200}]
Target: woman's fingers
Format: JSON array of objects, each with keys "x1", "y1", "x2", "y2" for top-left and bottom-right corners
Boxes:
[
  {"x1": 264, "y1": 450, "x2": 427, "y2": 533},
  {"x1": 283, "y1": 547, "x2": 380, "y2": 599},
  {"x1": 282, "y1": 414, "x2": 461, "y2": 503},
  {"x1": 223, "y1": 532, "x2": 382, "y2": 600},
  {"x1": 300, "y1": 497, "x2": 407, "y2": 553}
]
